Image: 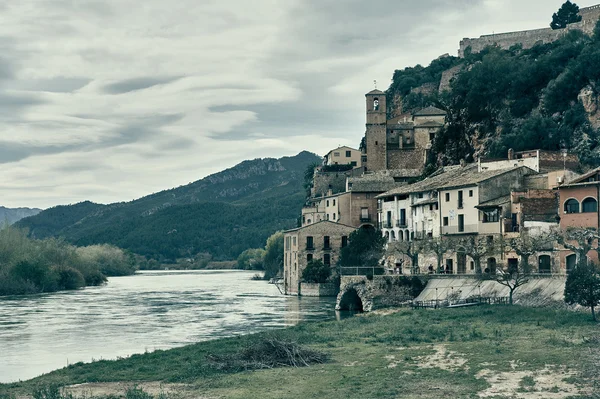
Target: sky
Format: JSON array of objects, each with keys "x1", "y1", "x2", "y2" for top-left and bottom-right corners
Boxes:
[{"x1": 0, "y1": 0, "x2": 595, "y2": 209}]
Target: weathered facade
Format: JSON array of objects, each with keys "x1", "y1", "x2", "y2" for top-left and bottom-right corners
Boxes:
[{"x1": 283, "y1": 221, "x2": 355, "y2": 296}]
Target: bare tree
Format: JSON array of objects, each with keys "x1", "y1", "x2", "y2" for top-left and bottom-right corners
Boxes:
[
  {"x1": 458, "y1": 235, "x2": 495, "y2": 274},
  {"x1": 422, "y1": 236, "x2": 457, "y2": 274},
  {"x1": 386, "y1": 240, "x2": 424, "y2": 274},
  {"x1": 484, "y1": 230, "x2": 557, "y2": 305},
  {"x1": 558, "y1": 227, "x2": 600, "y2": 268}
]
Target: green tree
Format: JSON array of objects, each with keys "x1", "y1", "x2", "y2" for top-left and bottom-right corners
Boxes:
[
  {"x1": 339, "y1": 228, "x2": 386, "y2": 267},
  {"x1": 237, "y1": 248, "x2": 265, "y2": 270},
  {"x1": 263, "y1": 231, "x2": 284, "y2": 280},
  {"x1": 302, "y1": 260, "x2": 331, "y2": 283},
  {"x1": 551, "y1": 1, "x2": 582, "y2": 30},
  {"x1": 565, "y1": 262, "x2": 600, "y2": 321}
]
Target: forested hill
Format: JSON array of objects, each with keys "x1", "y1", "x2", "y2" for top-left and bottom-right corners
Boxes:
[
  {"x1": 0, "y1": 206, "x2": 42, "y2": 225},
  {"x1": 16, "y1": 151, "x2": 320, "y2": 261},
  {"x1": 387, "y1": 20, "x2": 600, "y2": 170}
]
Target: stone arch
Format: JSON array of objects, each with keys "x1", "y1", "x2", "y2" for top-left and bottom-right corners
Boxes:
[
  {"x1": 336, "y1": 282, "x2": 371, "y2": 312},
  {"x1": 399, "y1": 230, "x2": 404, "y2": 241},
  {"x1": 390, "y1": 230, "x2": 396, "y2": 241}
]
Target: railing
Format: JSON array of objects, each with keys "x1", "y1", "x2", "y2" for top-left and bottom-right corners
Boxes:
[
  {"x1": 442, "y1": 224, "x2": 478, "y2": 234},
  {"x1": 396, "y1": 220, "x2": 407, "y2": 228},
  {"x1": 384, "y1": 221, "x2": 393, "y2": 228},
  {"x1": 360, "y1": 217, "x2": 372, "y2": 223},
  {"x1": 306, "y1": 245, "x2": 314, "y2": 250},
  {"x1": 340, "y1": 267, "x2": 386, "y2": 276},
  {"x1": 412, "y1": 296, "x2": 510, "y2": 309},
  {"x1": 323, "y1": 245, "x2": 331, "y2": 251}
]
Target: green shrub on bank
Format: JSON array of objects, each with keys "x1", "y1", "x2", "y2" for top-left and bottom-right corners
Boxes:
[{"x1": 0, "y1": 227, "x2": 138, "y2": 296}]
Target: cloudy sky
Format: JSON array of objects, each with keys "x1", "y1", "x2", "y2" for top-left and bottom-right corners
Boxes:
[{"x1": 0, "y1": 0, "x2": 593, "y2": 209}]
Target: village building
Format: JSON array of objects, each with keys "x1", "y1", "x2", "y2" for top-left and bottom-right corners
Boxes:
[
  {"x1": 557, "y1": 167, "x2": 600, "y2": 269},
  {"x1": 283, "y1": 221, "x2": 355, "y2": 295},
  {"x1": 362, "y1": 89, "x2": 446, "y2": 176},
  {"x1": 323, "y1": 146, "x2": 362, "y2": 168}
]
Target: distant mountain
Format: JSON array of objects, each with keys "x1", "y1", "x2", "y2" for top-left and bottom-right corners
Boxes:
[
  {"x1": 0, "y1": 207, "x2": 42, "y2": 225},
  {"x1": 17, "y1": 151, "x2": 321, "y2": 261}
]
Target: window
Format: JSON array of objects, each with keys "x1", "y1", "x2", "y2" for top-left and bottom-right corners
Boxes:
[
  {"x1": 360, "y1": 207, "x2": 370, "y2": 221},
  {"x1": 443, "y1": 217, "x2": 449, "y2": 226},
  {"x1": 582, "y1": 198, "x2": 598, "y2": 213},
  {"x1": 326, "y1": 214, "x2": 329, "y2": 220},
  {"x1": 307, "y1": 254, "x2": 313, "y2": 263},
  {"x1": 564, "y1": 199, "x2": 580, "y2": 214},
  {"x1": 323, "y1": 254, "x2": 331, "y2": 265},
  {"x1": 429, "y1": 132, "x2": 435, "y2": 141},
  {"x1": 445, "y1": 193, "x2": 450, "y2": 202},
  {"x1": 323, "y1": 236, "x2": 330, "y2": 250},
  {"x1": 350, "y1": 161, "x2": 357, "y2": 167},
  {"x1": 418, "y1": 193, "x2": 424, "y2": 199},
  {"x1": 469, "y1": 190, "x2": 473, "y2": 197},
  {"x1": 341, "y1": 236, "x2": 348, "y2": 248},
  {"x1": 285, "y1": 236, "x2": 290, "y2": 250},
  {"x1": 306, "y1": 236, "x2": 314, "y2": 250},
  {"x1": 333, "y1": 213, "x2": 336, "y2": 220},
  {"x1": 292, "y1": 237, "x2": 296, "y2": 246},
  {"x1": 375, "y1": 141, "x2": 378, "y2": 145},
  {"x1": 333, "y1": 152, "x2": 340, "y2": 157},
  {"x1": 333, "y1": 199, "x2": 336, "y2": 206},
  {"x1": 373, "y1": 98, "x2": 379, "y2": 111},
  {"x1": 326, "y1": 200, "x2": 330, "y2": 207},
  {"x1": 482, "y1": 208, "x2": 499, "y2": 223},
  {"x1": 346, "y1": 150, "x2": 352, "y2": 157},
  {"x1": 458, "y1": 190, "x2": 463, "y2": 209},
  {"x1": 458, "y1": 214, "x2": 465, "y2": 232},
  {"x1": 307, "y1": 219, "x2": 311, "y2": 224}
]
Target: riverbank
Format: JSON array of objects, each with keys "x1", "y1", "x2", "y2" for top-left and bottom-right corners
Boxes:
[{"x1": 2, "y1": 305, "x2": 598, "y2": 398}]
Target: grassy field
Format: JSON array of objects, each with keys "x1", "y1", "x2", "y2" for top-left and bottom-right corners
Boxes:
[{"x1": 1, "y1": 306, "x2": 599, "y2": 399}]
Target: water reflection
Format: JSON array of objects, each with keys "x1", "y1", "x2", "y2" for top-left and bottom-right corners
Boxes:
[{"x1": 0, "y1": 270, "x2": 338, "y2": 383}]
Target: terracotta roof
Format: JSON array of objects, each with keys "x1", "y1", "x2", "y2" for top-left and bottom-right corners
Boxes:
[
  {"x1": 438, "y1": 166, "x2": 534, "y2": 190},
  {"x1": 387, "y1": 122, "x2": 414, "y2": 130},
  {"x1": 411, "y1": 198, "x2": 438, "y2": 207},
  {"x1": 283, "y1": 220, "x2": 356, "y2": 234},
  {"x1": 366, "y1": 89, "x2": 384, "y2": 95},
  {"x1": 377, "y1": 165, "x2": 469, "y2": 198},
  {"x1": 476, "y1": 195, "x2": 511, "y2": 209},
  {"x1": 414, "y1": 106, "x2": 446, "y2": 116},
  {"x1": 415, "y1": 120, "x2": 444, "y2": 128},
  {"x1": 348, "y1": 174, "x2": 398, "y2": 193}
]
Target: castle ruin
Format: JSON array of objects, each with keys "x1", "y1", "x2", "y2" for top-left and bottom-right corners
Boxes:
[{"x1": 459, "y1": 4, "x2": 600, "y2": 57}]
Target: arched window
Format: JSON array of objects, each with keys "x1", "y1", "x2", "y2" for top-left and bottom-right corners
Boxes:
[
  {"x1": 390, "y1": 230, "x2": 396, "y2": 241},
  {"x1": 566, "y1": 254, "x2": 576, "y2": 273},
  {"x1": 399, "y1": 230, "x2": 404, "y2": 241},
  {"x1": 384, "y1": 231, "x2": 390, "y2": 242},
  {"x1": 564, "y1": 199, "x2": 580, "y2": 214},
  {"x1": 373, "y1": 98, "x2": 379, "y2": 111},
  {"x1": 582, "y1": 197, "x2": 598, "y2": 213}
]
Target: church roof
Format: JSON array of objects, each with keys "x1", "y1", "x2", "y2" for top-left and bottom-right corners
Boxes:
[
  {"x1": 366, "y1": 89, "x2": 384, "y2": 95},
  {"x1": 414, "y1": 106, "x2": 447, "y2": 116},
  {"x1": 415, "y1": 120, "x2": 444, "y2": 128}
]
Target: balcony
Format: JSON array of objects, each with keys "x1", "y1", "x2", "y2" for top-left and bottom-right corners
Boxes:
[
  {"x1": 360, "y1": 216, "x2": 372, "y2": 223},
  {"x1": 306, "y1": 245, "x2": 315, "y2": 251},
  {"x1": 323, "y1": 245, "x2": 331, "y2": 251},
  {"x1": 396, "y1": 220, "x2": 407, "y2": 228},
  {"x1": 384, "y1": 221, "x2": 393, "y2": 229},
  {"x1": 442, "y1": 224, "x2": 478, "y2": 235}
]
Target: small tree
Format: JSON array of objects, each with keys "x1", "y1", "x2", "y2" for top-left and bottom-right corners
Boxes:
[
  {"x1": 339, "y1": 227, "x2": 386, "y2": 267},
  {"x1": 422, "y1": 236, "x2": 456, "y2": 274},
  {"x1": 558, "y1": 227, "x2": 599, "y2": 268},
  {"x1": 458, "y1": 236, "x2": 494, "y2": 274},
  {"x1": 550, "y1": 1, "x2": 582, "y2": 30},
  {"x1": 485, "y1": 231, "x2": 557, "y2": 305},
  {"x1": 302, "y1": 260, "x2": 331, "y2": 283},
  {"x1": 263, "y1": 231, "x2": 284, "y2": 280},
  {"x1": 386, "y1": 240, "x2": 424, "y2": 274},
  {"x1": 565, "y1": 262, "x2": 600, "y2": 321}
]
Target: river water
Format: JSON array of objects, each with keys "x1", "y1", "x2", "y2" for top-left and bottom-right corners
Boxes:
[{"x1": 0, "y1": 270, "x2": 339, "y2": 383}]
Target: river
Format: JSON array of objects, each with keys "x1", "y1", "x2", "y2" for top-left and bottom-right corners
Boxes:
[{"x1": 0, "y1": 270, "x2": 339, "y2": 383}]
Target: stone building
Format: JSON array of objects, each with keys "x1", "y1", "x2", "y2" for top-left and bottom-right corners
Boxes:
[
  {"x1": 283, "y1": 221, "x2": 355, "y2": 295},
  {"x1": 323, "y1": 146, "x2": 362, "y2": 168},
  {"x1": 363, "y1": 90, "x2": 446, "y2": 176},
  {"x1": 459, "y1": 4, "x2": 600, "y2": 57}
]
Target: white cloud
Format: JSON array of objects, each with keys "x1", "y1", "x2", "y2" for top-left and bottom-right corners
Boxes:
[{"x1": 0, "y1": 0, "x2": 590, "y2": 208}]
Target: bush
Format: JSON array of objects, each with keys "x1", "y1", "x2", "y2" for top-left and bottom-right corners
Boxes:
[
  {"x1": 302, "y1": 260, "x2": 331, "y2": 283},
  {"x1": 55, "y1": 266, "x2": 85, "y2": 290}
]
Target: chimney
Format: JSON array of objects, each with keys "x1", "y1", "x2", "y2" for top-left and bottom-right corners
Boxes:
[{"x1": 508, "y1": 148, "x2": 514, "y2": 160}]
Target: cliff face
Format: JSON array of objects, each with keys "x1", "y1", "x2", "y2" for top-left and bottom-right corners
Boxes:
[
  {"x1": 0, "y1": 207, "x2": 42, "y2": 225},
  {"x1": 17, "y1": 151, "x2": 321, "y2": 261}
]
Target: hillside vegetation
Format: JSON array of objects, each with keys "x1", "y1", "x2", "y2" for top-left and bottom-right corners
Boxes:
[
  {"x1": 17, "y1": 152, "x2": 320, "y2": 262},
  {"x1": 0, "y1": 227, "x2": 137, "y2": 296},
  {"x1": 388, "y1": 20, "x2": 600, "y2": 169}
]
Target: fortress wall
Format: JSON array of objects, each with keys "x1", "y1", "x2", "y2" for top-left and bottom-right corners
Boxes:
[{"x1": 459, "y1": 4, "x2": 600, "y2": 57}]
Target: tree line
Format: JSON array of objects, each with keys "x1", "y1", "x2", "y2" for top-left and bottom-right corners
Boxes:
[{"x1": 0, "y1": 226, "x2": 138, "y2": 296}]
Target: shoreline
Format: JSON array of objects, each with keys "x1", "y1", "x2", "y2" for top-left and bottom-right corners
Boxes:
[{"x1": 2, "y1": 305, "x2": 598, "y2": 398}]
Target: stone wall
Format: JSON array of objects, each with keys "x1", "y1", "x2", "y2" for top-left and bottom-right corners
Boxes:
[
  {"x1": 459, "y1": 5, "x2": 600, "y2": 57},
  {"x1": 365, "y1": 124, "x2": 387, "y2": 172},
  {"x1": 300, "y1": 282, "x2": 338, "y2": 297},
  {"x1": 438, "y1": 65, "x2": 463, "y2": 93},
  {"x1": 312, "y1": 170, "x2": 349, "y2": 197},
  {"x1": 386, "y1": 148, "x2": 426, "y2": 172},
  {"x1": 336, "y1": 275, "x2": 425, "y2": 311}
]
